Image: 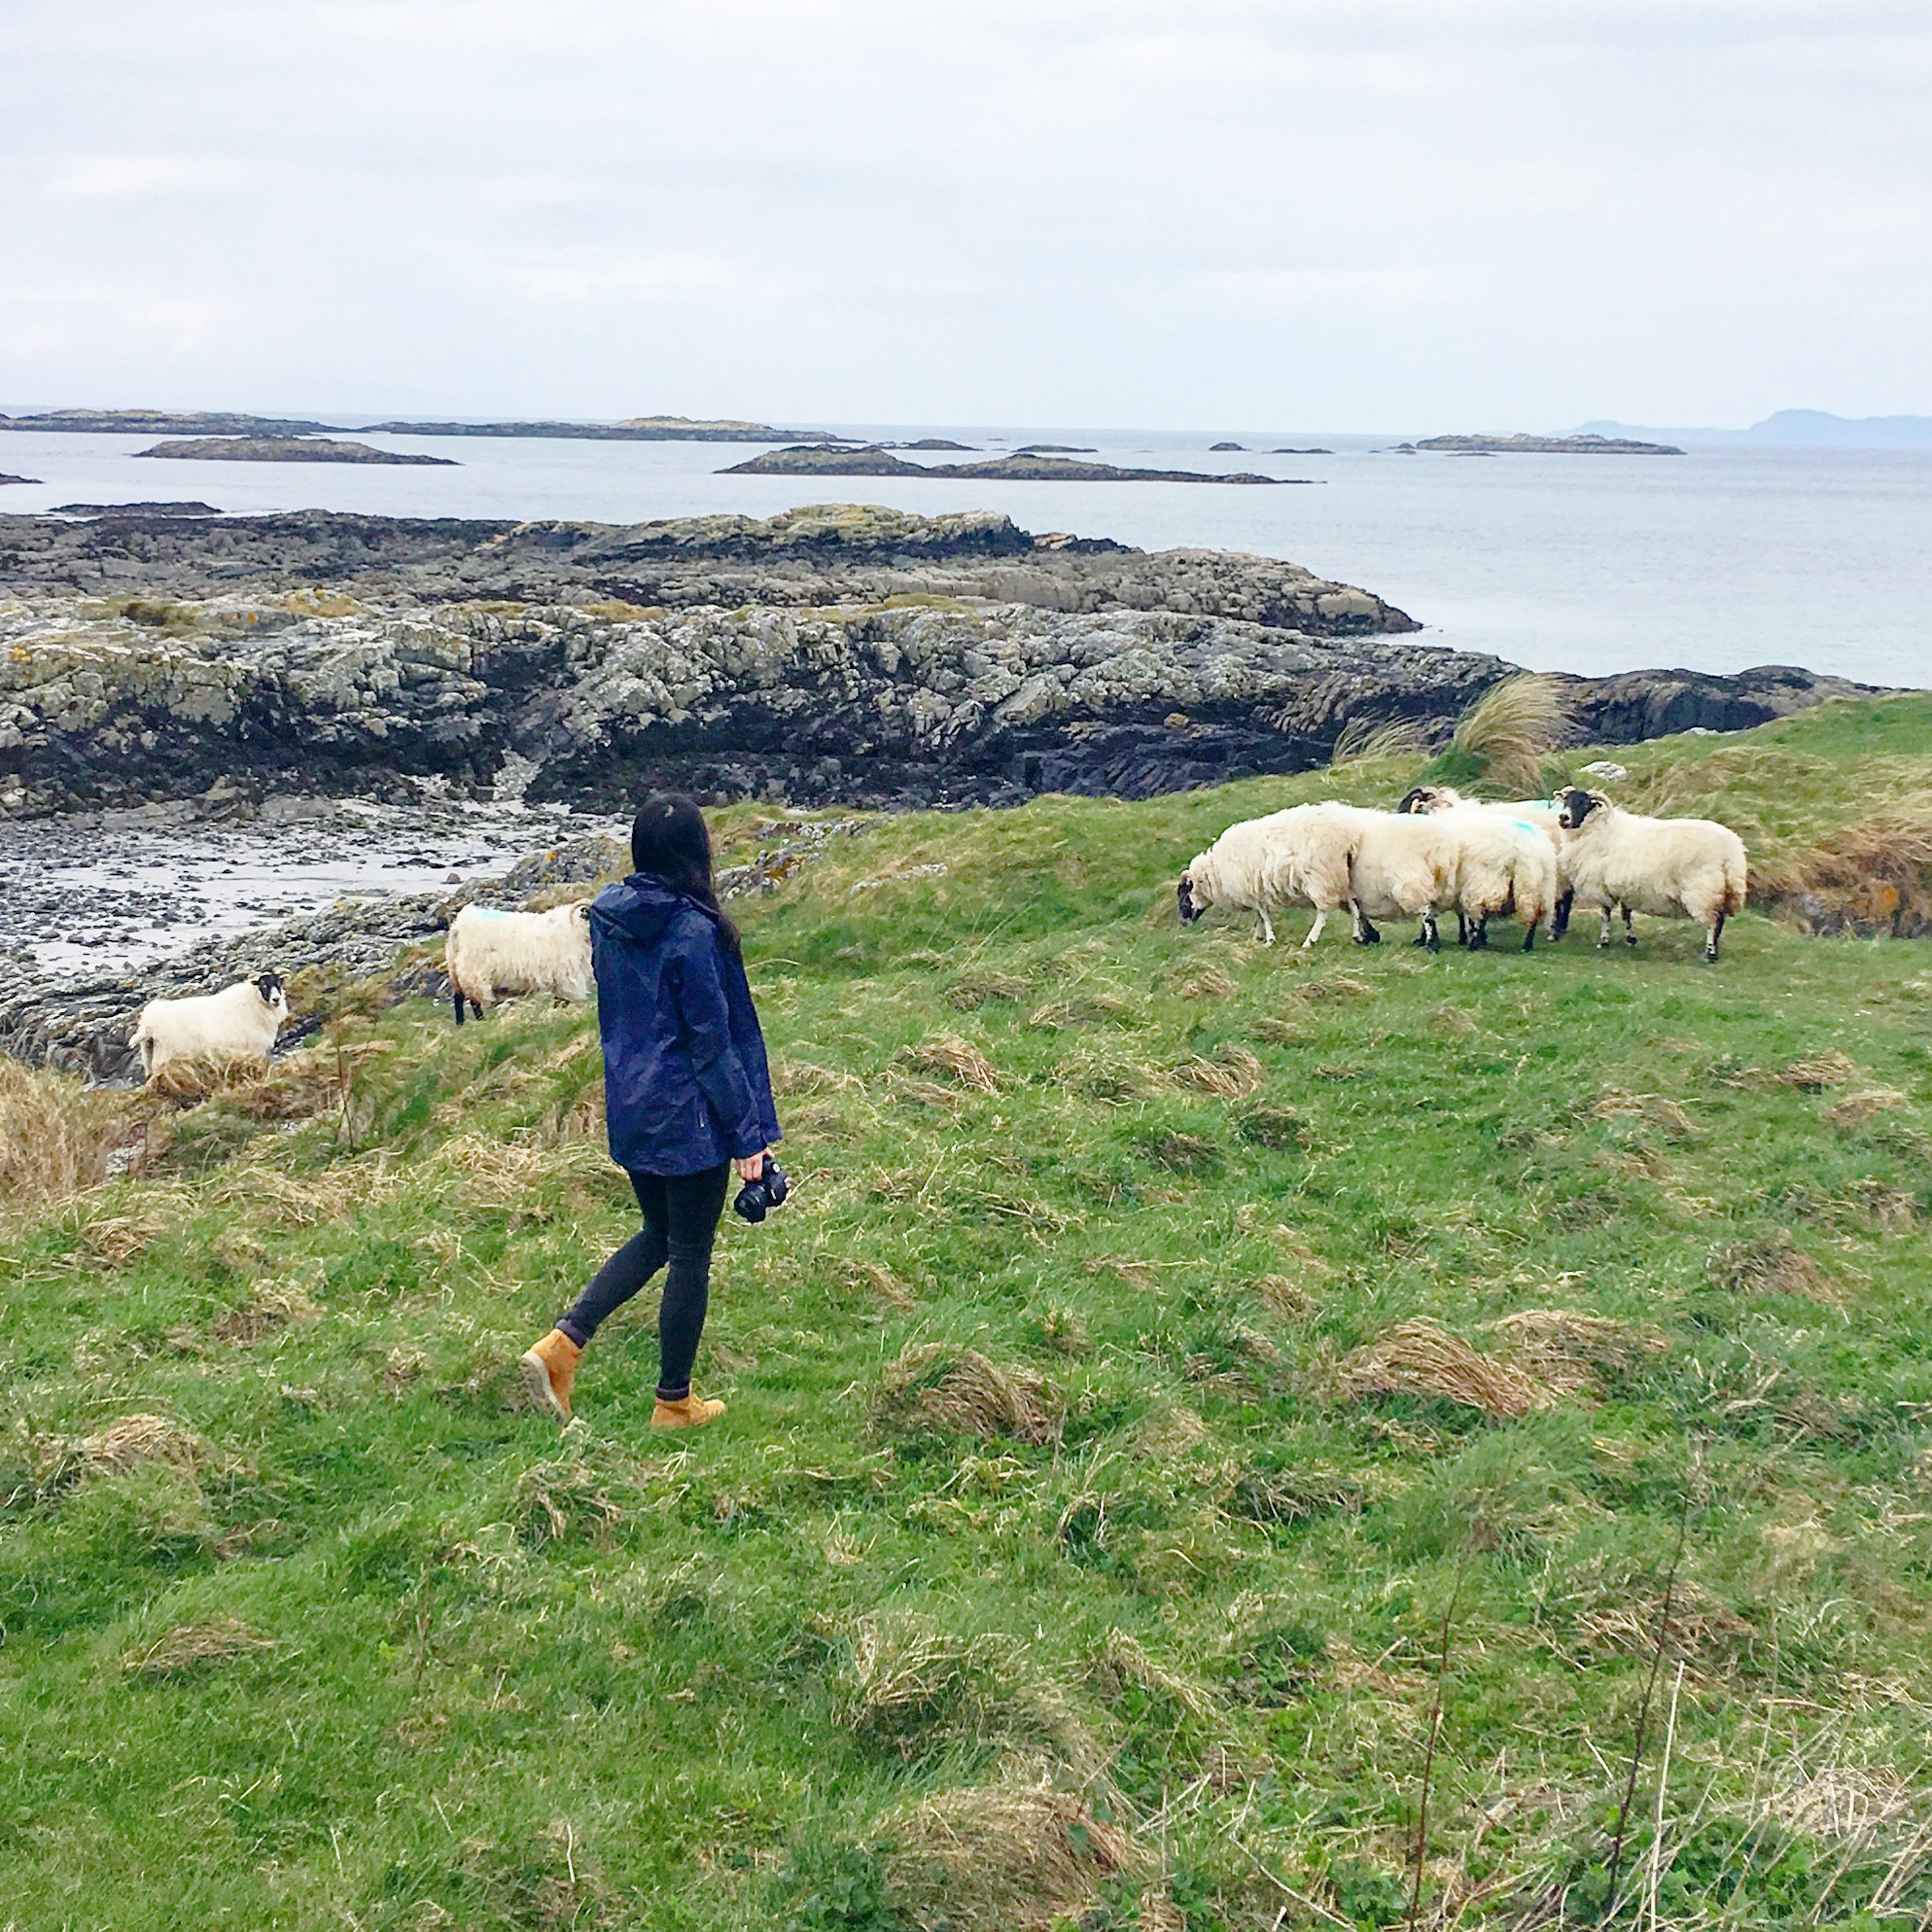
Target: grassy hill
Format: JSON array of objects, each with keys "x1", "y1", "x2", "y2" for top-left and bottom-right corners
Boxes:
[{"x1": 3, "y1": 698, "x2": 1931, "y2": 1930}]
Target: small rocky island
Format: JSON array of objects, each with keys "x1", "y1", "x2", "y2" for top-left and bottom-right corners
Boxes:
[
  {"x1": 134, "y1": 437, "x2": 459, "y2": 466},
  {"x1": 722, "y1": 445, "x2": 1303, "y2": 485},
  {"x1": 0, "y1": 408, "x2": 340, "y2": 437},
  {"x1": 358, "y1": 415, "x2": 842, "y2": 442},
  {"x1": 1, "y1": 474, "x2": 39, "y2": 487},
  {"x1": 51, "y1": 501, "x2": 223, "y2": 516},
  {"x1": 1410, "y1": 433, "x2": 1687, "y2": 456}
]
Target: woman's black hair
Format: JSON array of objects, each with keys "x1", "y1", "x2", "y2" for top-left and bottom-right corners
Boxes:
[{"x1": 631, "y1": 793, "x2": 741, "y2": 956}]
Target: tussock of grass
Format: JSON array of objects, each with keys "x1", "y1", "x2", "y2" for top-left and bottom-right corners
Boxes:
[
  {"x1": 896, "y1": 1033, "x2": 1001, "y2": 1093},
  {"x1": 883, "y1": 1781, "x2": 1138, "y2": 1932},
  {"x1": 0, "y1": 1058, "x2": 134, "y2": 1206},
  {"x1": 123, "y1": 1618, "x2": 275, "y2": 1677},
  {"x1": 1774, "y1": 1049, "x2": 1864, "y2": 1090},
  {"x1": 874, "y1": 1344, "x2": 1057, "y2": 1446},
  {"x1": 78, "y1": 1414, "x2": 212, "y2": 1477},
  {"x1": 1336, "y1": 1318, "x2": 1546, "y2": 1420},
  {"x1": 1822, "y1": 1086, "x2": 1910, "y2": 1130},
  {"x1": 1448, "y1": 672, "x2": 1574, "y2": 792},
  {"x1": 1707, "y1": 1231, "x2": 1839, "y2": 1301}
]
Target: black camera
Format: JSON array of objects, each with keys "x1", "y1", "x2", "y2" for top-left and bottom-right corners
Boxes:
[{"x1": 732, "y1": 1158, "x2": 790, "y2": 1223}]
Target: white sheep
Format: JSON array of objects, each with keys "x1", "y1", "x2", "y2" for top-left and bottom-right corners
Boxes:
[
  {"x1": 445, "y1": 902, "x2": 593, "y2": 1022},
  {"x1": 1301, "y1": 804, "x2": 1459, "y2": 950},
  {"x1": 129, "y1": 973, "x2": 289, "y2": 1082},
  {"x1": 1397, "y1": 783, "x2": 1572, "y2": 940},
  {"x1": 1555, "y1": 788, "x2": 1747, "y2": 964},
  {"x1": 1176, "y1": 807, "x2": 1316, "y2": 946},
  {"x1": 1393, "y1": 788, "x2": 1561, "y2": 950}
]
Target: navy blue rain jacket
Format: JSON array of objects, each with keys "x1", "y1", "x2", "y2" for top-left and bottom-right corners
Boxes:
[{"x1": 589, "y1": 875, "x2": 782, "y2": 1177}]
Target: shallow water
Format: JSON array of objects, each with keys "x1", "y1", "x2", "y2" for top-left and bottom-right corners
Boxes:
[
  {"x1": 3, "y1": 424, "x2": 1928, "y2": 686},
  {"x1": 0, "y1": 795, "x2": 622, "y2": 982}
]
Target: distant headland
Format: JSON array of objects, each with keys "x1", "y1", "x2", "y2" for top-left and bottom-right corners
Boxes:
[
  {"x1": 720, "y1": 446, "x2": 1308, "y2": 485},
  {"x1": 1399, "y1": 433, "x2": 1686, "y2": 456},
  {"x1": 133, "y1": 437, "x2": 458, "y2": 467}
]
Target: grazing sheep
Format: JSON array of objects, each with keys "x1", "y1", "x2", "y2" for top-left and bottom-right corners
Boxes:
[
  {"x1": 1397, "y1": 783, "x2": 1573, "y2": 940},
  {"x1": 129, "y1": 973, "x2": 288, "y2": 1082},
  {"x1": 1303, "y1": 804, "x2": 1458, "y2": 951},
  {"x1": 445, "y1": 902, "x2": 593, "y2": 1022},
  {"x1": 1555, "y1": 788, "x2": 1747, "y2": 964},
  {"x1": 1177, "y1": 807, "x2": 1317, "y2": 945},
  {"x1": 1394, "y1": 788, "x2": 1561, "y2": 950}
]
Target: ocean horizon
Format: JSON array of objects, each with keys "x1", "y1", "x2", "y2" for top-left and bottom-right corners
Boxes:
[{"x1": 3, "y1": 424, "x2": 1926, "y2": 690}]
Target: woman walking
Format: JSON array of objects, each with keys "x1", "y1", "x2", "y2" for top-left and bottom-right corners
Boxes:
[{"x1": 519, "y1": 794, "x2": 781, "y2": 1428}]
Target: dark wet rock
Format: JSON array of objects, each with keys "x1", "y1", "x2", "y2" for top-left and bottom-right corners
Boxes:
[
  {"x1": 134, "y1": 437, "x2": 458, "y2": 467},
  {"x1": 1553, "y1": 665, "x2": 1871, "y2": 741}
]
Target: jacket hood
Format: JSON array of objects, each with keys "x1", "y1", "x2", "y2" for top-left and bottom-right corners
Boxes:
[{"x1": 592, "y1": 874, "x2": 719, "y2": 946}]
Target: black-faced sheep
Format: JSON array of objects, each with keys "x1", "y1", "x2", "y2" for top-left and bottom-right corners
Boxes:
[
  {"x1": 1177, "y1": 807, "x2": 1314, "y2": 946},
  {"x1": 445, "y1": 902, "x2": 593, "y2": 1022},
  {"x1": 1394, "y1": 787, "x2": 1562, "y2": 950},
  {"x1": 129, "y1": 973, "x2": 288, "y2": 1082},
  {"x1": 1555, "y1": 789, "x2": 1747, "y2": 964}
]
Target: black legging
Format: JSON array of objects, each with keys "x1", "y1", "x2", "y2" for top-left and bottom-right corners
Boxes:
[{"x1": 557, "y1": 1163, "x2": 730, "y2": 1398}]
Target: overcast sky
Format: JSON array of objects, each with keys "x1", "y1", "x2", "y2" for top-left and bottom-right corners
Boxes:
[{"x1": 2, "y1": 1, "x2": 1927, "y2": 431}]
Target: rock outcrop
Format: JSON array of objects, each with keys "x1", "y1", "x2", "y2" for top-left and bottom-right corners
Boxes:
[
  {"x1": 720, "y1": 446, "x2": 1303, "y2": 485},
  {"x1": 0, "y1": 506, "x2": 1885, "y2": 822},
  {"x1": 134, "y1": 437, "x2": 458, "y2": 466},
  {"x1": 1409, "y1": 434, "x2": 1686, "y2": 456}
]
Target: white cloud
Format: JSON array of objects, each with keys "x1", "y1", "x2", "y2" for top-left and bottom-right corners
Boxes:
[{"x1": 47, "y1": 154, "x2": 238, "y2": 200}]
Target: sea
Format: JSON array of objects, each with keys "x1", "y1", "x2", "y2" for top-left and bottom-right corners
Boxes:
[
  {"x1": 2, "y1": 421, "x2": 1924, "y2": 980},
  {"x1": 2, "y1": 424, "x2": 1927, "y2": 689}
]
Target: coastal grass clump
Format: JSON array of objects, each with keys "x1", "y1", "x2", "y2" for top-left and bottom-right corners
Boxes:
[
  {"x1": 1442, "y1": 671, "x2": 1575, "y2": 792},
  {"x1": 2, "y1": 699, "x2": 1931, "y2": 1926}
]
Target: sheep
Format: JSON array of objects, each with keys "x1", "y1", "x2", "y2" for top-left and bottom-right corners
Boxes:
[
  {"x1": 1178, "y1": 804, "x2": 1457, "y2": 951},
  {"x1": 1554, "y1": 788, "x2": 1747, "y2": 964},
  {"x1": 1397, "y1": 783, "x2": 1573, "y2": 939},
  {"x1": 1394, "y1": 787, "x2": 1562, "y2": 950},
  {"x1": 1301, "y1": 803, "x2": 1458, "y2": 951},
  {"x1": 445, "y1": 901, "x2": 593, "y2": 1022},
  {"x1": 1176, "y1": 807, "x2": 1316, "y2": 945},
  {"x1": 129, "y1": 973, "x2": 288, "y2": 1082}
]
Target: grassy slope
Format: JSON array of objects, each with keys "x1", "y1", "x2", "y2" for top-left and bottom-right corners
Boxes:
[{"x1": 2, "y1": 700, "x2": 1931, "y2": 1931}]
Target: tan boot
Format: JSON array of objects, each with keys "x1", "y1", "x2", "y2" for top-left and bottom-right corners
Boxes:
[
  {"x1": 651, "y1": 1389, "x2": 725, "y2": 1430},
  {"x1": 519, "y1": 1328, "x2": 581, "y2": 1421}
]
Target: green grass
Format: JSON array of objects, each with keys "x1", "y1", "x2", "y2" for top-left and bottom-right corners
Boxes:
[{"x1": 3, "y1": 702, "x2": 1932, "y2": 1929}]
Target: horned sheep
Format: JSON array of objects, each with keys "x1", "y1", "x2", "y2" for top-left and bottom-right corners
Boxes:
[
  {"x1": 445, "y1": 902, "x2": 594, "y2": 1023},
  {"x1": 129, "y1": 973, "x2": 289, "y2": 1082},
  {"x1": 1555, "y1": 788, "x2": 1746, "y2": 964}
]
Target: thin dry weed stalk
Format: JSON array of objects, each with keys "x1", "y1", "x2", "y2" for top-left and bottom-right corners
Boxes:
[
  {"x1": 897, "y1": 1034, "x2": 1001, "y2": 1094},
  {"x1": 124, "y1": 1618, "x2": 276, "y2": 1676},
  {"x1": 1336, "y1": 1318, "x2": 1546, "y2": 1421},
  {"x1": 874, "y1": 1343, "x2": 1057, "y2": 1446},
  {"x1": 1450, "y1": 673, "x2": 1574, "y2": 793},
  {"x1": 884, "y1": 1781, "x2": 1139, "y2": 1932}
]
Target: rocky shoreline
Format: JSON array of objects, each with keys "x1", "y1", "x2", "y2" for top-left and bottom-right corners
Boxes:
[{"x1": 0, "y1": 505, "x2": 1882, "y2": 821}]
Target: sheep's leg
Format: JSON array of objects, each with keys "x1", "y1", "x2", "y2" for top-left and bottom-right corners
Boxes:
[
  {"x1": 1704, "y1": 910, "x2": 1725, "y2": 965},
  {"x1": 1457, "y1": 910, "x2": 1470, "y2": 947},
  {"x1": 452, "y1": 990, "x2": 467, "y2": 1026},
  {"x1": 1422, "y1": 908, "x2": 1440, "y2": 954},
  {"x1": 1349, "y1": 899, "x2": 1381, "y2": 946},
  {"x1": 1520, "y1": 918, "x2": 1537, "y2": 953},
  {"x1": 1256, "y1": 908, "x2": 1276, "y2": 947},
  {"x1": 1467, "y1": 915, "x2": 1489, "y2": 951},
  {"x1": 1303, "y1": 907, "x2": 1329, "y2": 948},
  {"x1": 1622, "y1": 905, "x2": 1637, "y2": 949},
  {"x1": 1597, "y1": 907, "x2": 1613, "y2": 948},
  {"x1": 1551, "y1": 890, "x2": 1573, "y2": 939}
]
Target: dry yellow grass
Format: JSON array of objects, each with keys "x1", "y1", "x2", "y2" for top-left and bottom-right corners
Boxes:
[
  {"x1": 884, "y1": 1780, "x2": 1139, "y2": 1932},
  {"x1": 1336, "y1": 1318, "x2": 1546, "y2": 1420},
  {"x1": 1821, "y1": 1087, "x2": 1910, "y2": 1131},
  {"x1": 123, "y1": 1619, "x2": 276, "y2": 1676},
  {"x1": 1707, "y1": 1232, "x2": 1839, "y2": 1301},
  {"x1": 1774, "y1": 1050, "x2": 1864, "y2": 1090},
  {"x1": 1166, "y1": 1044, "x2": 1265, "y2": 1100},
  {"x1": 79, "y1": 1413, "x2": 212, "y2": 1476},
  {"x1": 874, "y1": 1344, "x2": 1058, "y2": 1445},
  {"x1": 1493, "y1": 1310, "x2": 1668, "y2": 1394},
  {"x1": 896, "y1": 1034, "x2": 1001, "y2": 1094},
  {"x1": 1450, "y1": 672, "x2": 1574, "y2": 793},
  {"x1": 0, "y1": 1058, "x2": 134, "y2": 1207}
]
